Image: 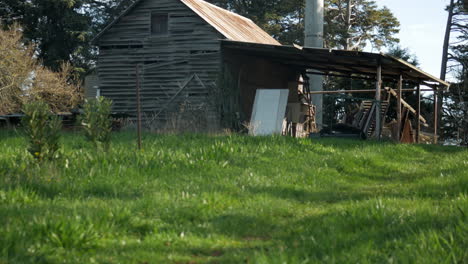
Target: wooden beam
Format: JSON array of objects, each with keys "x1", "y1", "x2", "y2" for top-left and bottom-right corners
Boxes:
[
  {"x1": 307, "y1": 88, "x2": 433, "y2": 94},
  {"x1": 375, "y1": 63, "x2": 382, "y2": 139},
  {"x1": 397, "y1": 75, "x2": 403, "y2": 141},
  {"x1": 386, "y1": 88, "x2": 427, "y2": 124}
]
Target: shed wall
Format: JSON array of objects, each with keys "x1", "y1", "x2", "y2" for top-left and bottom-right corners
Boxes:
[
  {"x1": 97, "y1": 0, "x2": 223, "y2": 129},
  {"x1": 221, "y1": 50, "x2": 299, "y2": 127}
]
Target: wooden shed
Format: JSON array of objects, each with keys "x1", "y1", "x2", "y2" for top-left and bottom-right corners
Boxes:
[
  {"x1": 92, "y1": 0, "x2": 449, "y2": 139},
  {"x1": 92, "y1": 0, "x2": 309, "y2": 132}
]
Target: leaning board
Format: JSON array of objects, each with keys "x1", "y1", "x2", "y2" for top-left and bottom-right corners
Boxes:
[{"x1": 250, "y1": 89, "x2": 289, "y2": 136}]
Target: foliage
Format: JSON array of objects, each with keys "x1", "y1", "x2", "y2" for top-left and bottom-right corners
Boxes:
[
  {"x1": 0, "y1": 25, "x2": 82, "y2": 115},
  {"x1": 0, "y1": 132, "x2": 467, "y2": 263},
  {"x1": 207, "y1": 0, "x2": 400, "y2": 50},
  {"x1": 0, "y1": 0, "x2": 90, "y2": 72},
  {"x1": 21, "y1": 102, "x2": 62, "y2": 161},
  {"x1": 80, "y1": 97, "x2": 113, "y2": 149},
  {"x1": 0, "y1": 24, "x2": 35, "y2": 115},
  {"x1": 442, "y1": 0, "x2": 468, "y2": 144},
  {"x1": 0, "y1": 0, "x2": 138, "y2": 75},
  {"x1": 0, "y1": 0, "x2": 400, "y2": 77},
  {"x1": 325, "y1": 0, "x2": 400, "y2": 50}
]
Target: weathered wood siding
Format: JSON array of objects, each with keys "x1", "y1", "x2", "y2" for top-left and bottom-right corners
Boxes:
[
  {"x1": 84, "y1": 73, "x2": 99, "y2": 99},
  {"x1": 96, "y1": 0, "x2": 223, "y2": 127}
]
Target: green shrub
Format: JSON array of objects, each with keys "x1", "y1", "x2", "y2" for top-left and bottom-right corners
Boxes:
[
  {"x1": 21, "y1": 101, "x2": 61, "y2": 161},
  {"x1": 81, "y1": 97, "x2": 113, "y2": 149}
]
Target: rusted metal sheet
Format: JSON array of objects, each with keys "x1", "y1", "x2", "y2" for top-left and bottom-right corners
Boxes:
[
  {"x1": 222, "y1": 40, "x2": 450, "y2": 90},
  {"x1": 181, "y1": 0, "x2": 280, "y2": 45}
]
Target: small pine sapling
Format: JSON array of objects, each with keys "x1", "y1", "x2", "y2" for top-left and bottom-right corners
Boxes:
[
  {"x1": 81, "y1": 97, "x2": 113, "y2": 150},
  {"x1": 22, "y1": 101, "x2": 62, "y2": 161}
]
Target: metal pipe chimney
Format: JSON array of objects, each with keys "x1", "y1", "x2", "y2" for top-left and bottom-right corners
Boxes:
[{"x1": 305, "y1": 0, "x2": 324, "y2": 130}]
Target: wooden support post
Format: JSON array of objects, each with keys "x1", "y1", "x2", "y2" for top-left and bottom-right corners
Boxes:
[
  {"x1": 375, "y1": 63, "x2": 382, "y2": 139},
  {"x1": 397, "y1": 75, "x2": 403, "y2": 141},
  {"x1": 416, "y1": 84, "x2": 421, "y2": 143},
  {"x1": 433, "y1": 90, "x2": 438, "y2": 144},
  {"x1": 136, "y1": 64, "x2": 142, "y2": 150}
]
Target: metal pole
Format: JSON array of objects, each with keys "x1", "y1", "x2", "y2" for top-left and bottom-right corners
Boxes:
[
  {"x1": 397, "y1": 75, "x2": 403, "y2": 141},
  {"x1": 416, "y1": 84, "x2": 421, "y2": 143},
  {"x1": 434, "y1": 91, "x2": 438, "y2": 144},
  {"x1": 375, "y1": 63, "x2": 382, "y2": 139},
  {"x1": 305, "y1": 0, "x2": 324, "y2": 130},
  {"x1": 136, "y1": 64, "x2": 142, "y2": 150}
]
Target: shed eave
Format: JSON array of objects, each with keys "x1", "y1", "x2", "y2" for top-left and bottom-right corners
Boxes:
[{"x1": 221, "y1": 40, "x2": 450, "y2": 90}]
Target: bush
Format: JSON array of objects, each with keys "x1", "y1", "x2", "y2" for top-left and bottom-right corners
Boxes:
[
  {"x1": 81, "y1": 97, "x2": 113, "y2": 150},
  {"x1": 0, "y1": 25, "x2": 82, "y2": 115},
  {"x1": 21, "y1": 102, "x2": 61, "y2": 161}
]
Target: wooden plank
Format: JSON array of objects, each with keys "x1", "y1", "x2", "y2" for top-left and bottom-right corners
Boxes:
[
  {"x1": 307, "y1": 88, "x2": 433, "y2": 94},
  {"x1": 375, "y1": 63, "x2": 382, "y2": 139},
  {"x1": 386, "y1": 87, "x2": 427, "y2": 124}
]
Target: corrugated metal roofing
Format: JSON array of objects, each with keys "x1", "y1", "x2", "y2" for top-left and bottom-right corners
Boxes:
[
  {"x1": 222, "y1": 40, "x2": 450, "y2": 90},
  {"x1": 92, "y1": 0, "x2": 280, "y2": 46},
  {"x1": 181, "y1": 0, "x2": 281, "y2": 45}
]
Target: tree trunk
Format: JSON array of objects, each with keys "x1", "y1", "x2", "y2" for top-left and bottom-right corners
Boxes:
[
  {"x1": 440, "y1": 0, "x2": 455, "y2": 81},
  {"x1": 439, "y1": 0, "x2": 455, "y2": 142}
]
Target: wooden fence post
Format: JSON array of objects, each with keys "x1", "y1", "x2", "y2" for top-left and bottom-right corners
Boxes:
[{"x1": 136, "y1": 64, "x2": 142, "y2": 150}]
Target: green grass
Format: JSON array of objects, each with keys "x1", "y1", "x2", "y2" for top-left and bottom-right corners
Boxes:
[{"x1": 1, "y1": 130, "x2": 467, "y2": 264}]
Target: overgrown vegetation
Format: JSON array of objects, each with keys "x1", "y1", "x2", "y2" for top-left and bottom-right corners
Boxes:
[
  {"x1": 0, "y1": 132, "x2": 467, "y2": 263},
  {"x1": 0, "y1": 25, "x2": 81, "y2": 115},
  {"x1": 21, "y1": 102, "x2": 61, "y2": 161},
  {"x1": 80, "y1": 97, "x2": 113, "y2": 150}
]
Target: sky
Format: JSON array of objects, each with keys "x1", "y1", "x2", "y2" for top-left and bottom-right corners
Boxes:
[{"x1": 373, "y1": 0, "x2": 453, "y2": 80}]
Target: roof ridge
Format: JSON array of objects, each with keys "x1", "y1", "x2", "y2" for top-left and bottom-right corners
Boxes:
[{"x1": 92, "y1": 0, "x2": 280, "y2": 46}]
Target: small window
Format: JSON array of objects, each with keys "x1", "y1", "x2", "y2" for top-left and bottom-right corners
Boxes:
[{"x1": 151, "y1": 13, "x2": 168, "y2": 36}]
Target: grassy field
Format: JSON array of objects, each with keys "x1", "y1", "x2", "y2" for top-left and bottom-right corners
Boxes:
[{"x1": 0, "y1": 131, "x2": 467, "y2": 264}]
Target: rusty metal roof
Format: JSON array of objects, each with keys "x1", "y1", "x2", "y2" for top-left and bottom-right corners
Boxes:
[
  {"x1": 222, "y1": 40, "x2": 450, "y2": 90},
  {"x1": 92, "y1": 0, "x2": 280, "y2": 46},
  {"x1": 181, "y1": 0, "x2": 280, "y2": 45}
]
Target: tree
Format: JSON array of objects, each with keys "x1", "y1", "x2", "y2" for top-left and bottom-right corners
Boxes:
[
  {"x1": 207, "y1": 0, "x2": 400, "y2": 50},
  {"x1": 0, "y1": 23, "x2": 34, "y2": 115},
  {"x1": 0, "y1": 0, "x2": 92, "y2": 73},
  {"x1": 325, "y1": 0, "x2": 399, "y2": 50},
  {"x1": 440, "y1": 0, "x2": 468, "y2": 145},
  {"x1": 0, "y1": 25, "x2": 82, "y2": 115}
]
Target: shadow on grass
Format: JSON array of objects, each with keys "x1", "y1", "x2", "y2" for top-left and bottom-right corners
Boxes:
[
  {"x1": 81, "y1": 181, "x2": 144, "y2": 200},
  {"x1": 2, "y1": 178, "x2": 144, "y2": 201},
  {"x1": 210, "y1": 213, "x2": 278, "y2": 239},
  {"x1": 99, "y1": 241, "x2": 257, "y2": 264},
  {"x1": 245, "y1": 179, "x2": 467, "y2": 205},
  {"x1": 314, "y1": 137, "x2": 468, "y2": 154}
]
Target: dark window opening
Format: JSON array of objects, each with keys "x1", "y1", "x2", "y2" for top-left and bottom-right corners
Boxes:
[
  {"x1": 189, "y1": 50, "x2": 218, "y2": 55},
  {"x1": 151, "y1": 13, "x2": 168, "y2": 36}
]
